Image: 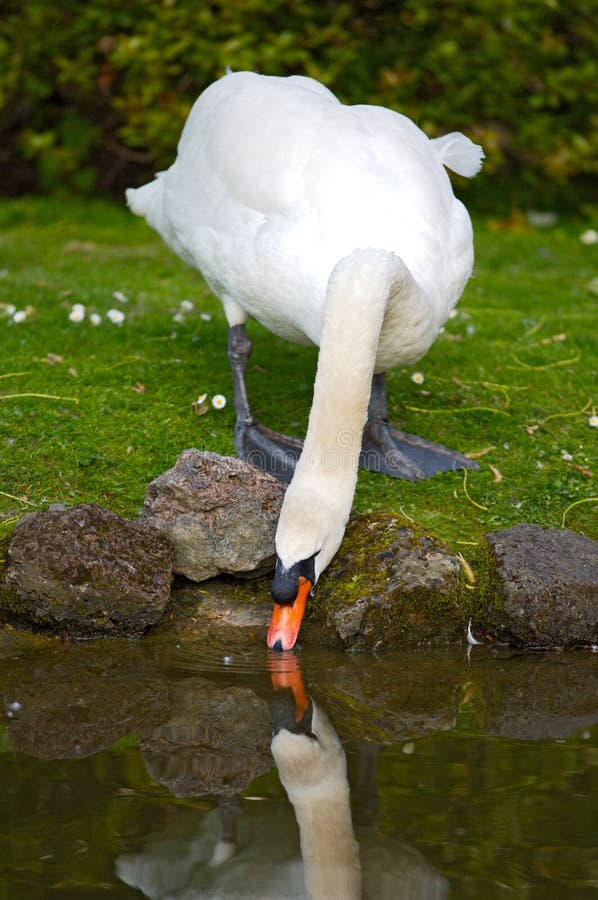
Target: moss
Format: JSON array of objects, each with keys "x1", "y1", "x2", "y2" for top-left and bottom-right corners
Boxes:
[
  {"x1": 311, "y1": 513, "x2": 472, "y2": 649},
  {"x1": 0, "y1": 531, "x2": 12, "y2": 576},
  {"x1": 465, "y1": 533, "x2": 519, "y2": 643}
]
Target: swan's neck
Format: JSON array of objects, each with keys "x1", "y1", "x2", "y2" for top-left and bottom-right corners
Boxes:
[
  {"x1": 290, "y1": 780, "x2": 361, "y2": 900},
  {"x1": 277, "y1": 249, "x2": 426, "y2": 574},
  {"x1": 303, "y1": 252, "x2": 391, "y2": 478}
]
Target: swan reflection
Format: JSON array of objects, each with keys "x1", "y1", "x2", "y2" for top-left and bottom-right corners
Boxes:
[{"x1": 116, "y1": 652, "x2": 447, "y2": 898}]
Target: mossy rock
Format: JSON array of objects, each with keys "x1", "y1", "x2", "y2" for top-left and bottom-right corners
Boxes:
[
  {"x1": 305, "y1": 513, "x2": 471, "y2": 650},
  {"x1": 309, "y1": 646, "x2": 469, "y2": 742}
]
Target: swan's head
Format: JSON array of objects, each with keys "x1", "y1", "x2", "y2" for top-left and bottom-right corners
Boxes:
[
  {"x1": 267, "y1": 482, "x2": 351, "y2": 651},
  {"x1": 267, "y1": 554, "x2": 316, "y2": 652},
  {"x1": 271, "y1": 699, "x2": 345, "y2": 791}
]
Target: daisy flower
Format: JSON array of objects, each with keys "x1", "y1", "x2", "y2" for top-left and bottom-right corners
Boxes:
[
  {"x1": 12, "y1": 310, "x2": 27, "y2": 323},
  {"x1": 212, "y1": 394, "x2": 226, "y2": 409},
  {"x1": 411, "y1": 372, "x2": 425, "y2": 385},
  {"x1": 200, "y1": 312, "x2": 212, "y2": 322},
  {"x1": 112, "y1": 291, "x2": 128, "y2": 303},
  {"x1": 180, "y1": 300, "x2": 194, "y2": 313},
  {"x1": 106, "y1": 309, "x2": 125, "y2": 325},
  {"x1": 589, "y1": 415, "x2": 598, "y2": 428},
  {"x1": 68, "y1": 304, "x2": 85, "y2": 323},
  {"x1": 195, "y1": 393, "x2": 208, "y2": 405},
  {"x1": 4, "y1": 304, "x2": 16, "y2": 317},
  {"x1": 580, "y1": 229, "x2": 598, "y2": 245},
  {"x1": 172, "y1": 312, "x2": 186, "y2": 324},
  {"x1": 561, "y1": 451, "x2": 573, "y2": 461},
  {"x1": 89, "y1": 313, "x2": 102, "y2": 326}
]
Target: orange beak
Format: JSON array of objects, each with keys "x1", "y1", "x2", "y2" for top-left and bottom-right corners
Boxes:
[
  {"x1": 267, "y1": 576, "x2": 311, "y2": 651},
  {"x1": 268, "y1": 652, "x2": 310, "y2": 721}
]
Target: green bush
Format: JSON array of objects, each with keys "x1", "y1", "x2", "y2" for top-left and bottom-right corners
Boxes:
[{"x1": 1, "y1": 0, "x2": 596, "y2": 205}]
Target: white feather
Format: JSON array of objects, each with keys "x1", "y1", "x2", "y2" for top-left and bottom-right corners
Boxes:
[{"x1": 431, "y1": 132, "x2": 485, "y2": 178}]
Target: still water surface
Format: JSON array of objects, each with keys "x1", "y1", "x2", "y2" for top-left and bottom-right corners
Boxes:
[{"x1": 1, "y1": 630, "x2": 597, "y2": 898}]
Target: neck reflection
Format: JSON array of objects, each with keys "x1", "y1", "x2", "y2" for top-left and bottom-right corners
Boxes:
[{"x1": 269, "y1": 651, "x2": 362, "y2": 900}]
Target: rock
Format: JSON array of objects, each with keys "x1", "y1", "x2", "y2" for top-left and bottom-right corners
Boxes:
[
  {"x1": 484, "y1": 524, "x2": 598, "y2": 647},
  {"x1": 474, "y1": 652, "x2": 598, "y2": 740},
  {"x1": 3, "y1": 503, "x2": 174, "y2": 637},
  {"x1": 311, "y1": 647, "x2": 467, "y2": 742},
  {"x1": 139, "y1": 678, "x2": 272, "y2": 797},
  {"x1": 1, "y1": 639, "x2": 169, "y2": 758},
  {"x1": 143, "y1": 449, "x2": 285, "y2": 581},
  {"x1": 307, "y1": 513, "x2": 465, "y2": 650},
  {"x1": 167, "y1": 578, "x2": 272, "y2": 645}
]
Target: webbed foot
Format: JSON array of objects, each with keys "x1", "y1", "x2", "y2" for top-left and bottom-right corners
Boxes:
[
  {"x1": 227, "y1": 326, "x2": 477, "y2": 484},
  {"x1": 359, "y1": 373, "x2": 478, "y2": 481}
]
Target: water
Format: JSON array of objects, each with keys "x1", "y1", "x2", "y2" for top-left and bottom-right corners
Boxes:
[{"x1": 1, "y1": 629, "x2": 597, "y2": 898}]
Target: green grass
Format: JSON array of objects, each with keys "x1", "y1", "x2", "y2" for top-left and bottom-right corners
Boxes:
[{"x1": 0, "y1": 196, "x2": 596, "y2": 550}]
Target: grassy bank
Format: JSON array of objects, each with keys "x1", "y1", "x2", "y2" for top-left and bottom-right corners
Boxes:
[{"x1": 0, "y1": 197, "x2": 596, "y2": 551}]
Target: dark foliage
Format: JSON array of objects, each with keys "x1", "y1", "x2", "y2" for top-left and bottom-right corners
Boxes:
[{"x1": 1, "y1": 0, "x2": 596, "y2": 206}]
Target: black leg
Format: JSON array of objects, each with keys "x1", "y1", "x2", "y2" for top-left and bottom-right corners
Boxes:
[
  {"x1": 227, "y1": 330, "x2": 477, "y2": 484},
  {"x1": 359, "y1": 373, "x2": 479, "y2": 481},
  {"x1": 227, "y1": 324, "x2": 303, "y2": 483}
]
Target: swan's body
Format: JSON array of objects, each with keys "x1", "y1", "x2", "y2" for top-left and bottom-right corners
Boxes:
[{"x1": 127, "y1": 71, "x2": 484, "y2": 649}]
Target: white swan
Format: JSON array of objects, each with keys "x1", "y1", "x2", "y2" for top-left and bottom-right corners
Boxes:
[{"x1": 126, "y1": 70, "x2": 484, "y2": 650}]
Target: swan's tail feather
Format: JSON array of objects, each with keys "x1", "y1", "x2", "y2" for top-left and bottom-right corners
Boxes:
[
  {"x1": 125, "y1": 174, "x2": 166, "y2": 231},
  {"x1": 431, "y1": 132, "x2": 485, "y2": 178}
]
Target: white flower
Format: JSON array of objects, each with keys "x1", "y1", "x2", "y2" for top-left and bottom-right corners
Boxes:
[
  {"x1": 580, "y1": 229, "x2": 598, "y2": 245},
  {"x1": 4, "y1": 304, "x2": 16, "y2": 316},
  {"x1": 172, "y1": 312, "x2": 186, "y2": 324},
  {"x1": 561, "y1": 451, "x2": 573, "y2": 461},
  {"x1": 196, "y1": 393, "x2": 208, "y2": 404},
  {"x1": 200, "y1": 312, "x2": 212, "y2": 322},
  {"x1": 180, "y1": 300, "x2": 194, "y2": 313},
  {"x1": 448, "y1": 309, "x2": 458, "y2": 319},
  {"x1": 68, "y1": 305, "x2": 85, "y2": 323},
  {"x1": 112, "y1": 290, "x2": 128, "y2": 303},
  {"x1": 411, "y1": 372, "x2": 425, "y2": 385},
  {"x1": 106, "y1": 308, "x2": 125, "y2": 325},
  {"x1": 212, "y1": 394, "x2": 226, "y2": 409},
  {"x1": 89, "y1": 313, "x2": 102, "y2": 326},
  {"x1": 12, "y1": 310, "x2": 27, "y2": 323},
  {"x1": 589, "y1": 415, "x2": 598, "y2": 428}
]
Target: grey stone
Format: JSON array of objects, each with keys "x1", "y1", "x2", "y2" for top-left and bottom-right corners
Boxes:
[
  {"x1": 308, "y1": 514, "x2": 466, "y2": 650},
  {"x1": 139, "y1": 678, "x2": 272, "y2": 797},
  {"x1": 474, "y1": 652, "x2": 598, "y2": 740},
  {"x1": 143, "y1": 449, "x2": 285, "y2": 581},
  {"x1": 484, "y1": 523, "x2": 598, "y2": 647},
  {"x1": 168, "y1": 578, "x2": 271, "y2": 645},
  {"x1": 311, "y1": 647, "x2": 466, "y2": 742},
  {"x1": 4, "y1": 503, "x2": 174, "y2": 637},
  {"x1": 1, "y1": 639, "x2": 169, "y2": 758}
]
